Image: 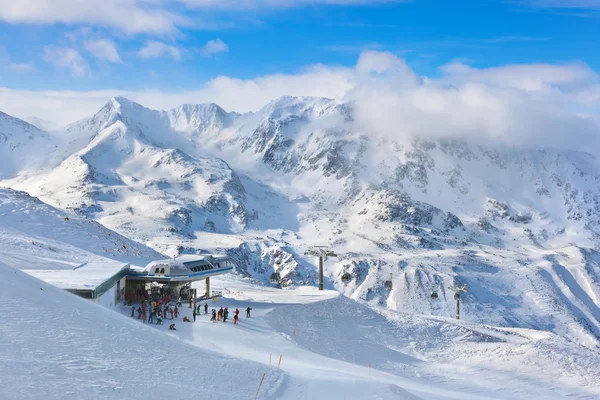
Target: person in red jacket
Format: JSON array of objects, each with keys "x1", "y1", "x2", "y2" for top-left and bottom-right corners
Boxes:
[{"x1": 169, "y1": 308, "x2": 174, "y2": 320}]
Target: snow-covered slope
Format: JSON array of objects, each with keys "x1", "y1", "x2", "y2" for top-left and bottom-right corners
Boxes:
[
  {"x1": 0, "y1": 262, "x2": 281, "y2": 399},
  {"x1": 0, "y1": 188, "x2": 161, "y2": 272},
  {"x1": 0, "y1": 111, "x2": 55, "y2": 179},
  {"x1": 4, "y1": 97, "x2": 600, "y2": 351}
]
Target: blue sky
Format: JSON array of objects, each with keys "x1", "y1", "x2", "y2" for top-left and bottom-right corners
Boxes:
[
  {"x1": 0, "y1": 0, "x2": 599, "y2": 127},
  {"x1": 0, "y1": 0, "x2": 599, "y2": 91}
]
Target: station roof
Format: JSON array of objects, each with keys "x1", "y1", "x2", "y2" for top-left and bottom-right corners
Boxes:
[{"x1": 26, "y1": 260, "x2": 130, "y2": 291}]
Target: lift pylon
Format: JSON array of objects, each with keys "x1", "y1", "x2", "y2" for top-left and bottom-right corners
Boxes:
[{"x1": 304, "y1": 246, "x2": 338, "y2": 290}]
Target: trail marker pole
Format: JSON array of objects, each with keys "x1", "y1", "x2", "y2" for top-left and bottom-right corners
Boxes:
[
  {"x1": 254, "y1": 373, "x2": 266, "y2": 400},
  {"x1": 269, "y1": 353, "x2": 272, "y2": 365},
  {"x1": 277, "y1": 355, "x2": 283, "y2": 369}
]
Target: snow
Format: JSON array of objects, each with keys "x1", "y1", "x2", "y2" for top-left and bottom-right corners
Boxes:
[
  {"x1": 1, "y1": 97, "x2": 600, "y2": 397},
  {"x1": 107, "y1": 273, "x2": 599, "y2": 399},
  {"x1": 0, "y1": 262, "x2": 281, "y2": 400},
  {"x1": 0, "y1": 188, "x2": 161, "y2": 291}
]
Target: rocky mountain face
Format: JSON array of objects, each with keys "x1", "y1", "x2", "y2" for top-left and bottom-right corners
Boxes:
[{"x1": 3, "y1": 96, "x2": 600, "y2": 348}]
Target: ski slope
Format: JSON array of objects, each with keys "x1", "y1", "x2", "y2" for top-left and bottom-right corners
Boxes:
[
  {"x1": 112, "y1": 274, "x2": 600, "y2": 400},
  {"x1": 0, "y1": 262, "x2": 282, "y2": 400}
]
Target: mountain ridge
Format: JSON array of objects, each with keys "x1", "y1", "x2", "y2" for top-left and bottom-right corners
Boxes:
[{"x1": 2, "y1": 96, "x2": 600, "y2": 349}]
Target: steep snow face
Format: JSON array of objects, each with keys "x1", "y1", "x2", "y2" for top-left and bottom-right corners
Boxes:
[
  {"x1": 0, "y1": 111, "x2": 54, "y2": 179},
  {"x1": 4, "y1": 97, "x2": 600, "y2": 348},
  {"x1": 0, "y1": 188, "x2": 161, "y2": 270}
]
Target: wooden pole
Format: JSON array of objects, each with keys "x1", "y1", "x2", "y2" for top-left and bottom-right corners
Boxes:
[
  {"x1": 277, "y1": 354, "x2": 283, "y2": 369},
  {"x1": 254, "y1": 373, "x2": 266, "y2": 400},
  {"x1": 269, "y1": 353, "x2": 272, "y2": 365}
]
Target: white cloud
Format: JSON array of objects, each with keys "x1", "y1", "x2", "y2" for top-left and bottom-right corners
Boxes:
[
  {"x1": 0, "y1": 51, "x2": 599, "y2": 152},
  {"x1": 137, "y1": 41, "x2": 182, "y2": 60},
  {"x1": 201, "y1": 38, "x2": 229, "y2": 56},
  {"x1": 524, "y1": 0, "x2": 600, "y2": 9},
  {"x1": 178, "y1": 0, "x2": 406, "y2": 9},
  {"x1": 439, "y1": 61, "x2": 597, "y2": 92},
  {"x1": 42, "y1": 46, "x2": 90, "y2": 78},
  {"x1": 0, "y1": 0, "x2": 403, "y2": 35},
  {"x1": 0, "y1": 0, "x2": 186, "y2": 35},
  {"x1": 9, "y1": 63, "x2": 35, "y2": 73},
  {"x1": 83, "y1": 39, "x2": 122, "y2": 63}
]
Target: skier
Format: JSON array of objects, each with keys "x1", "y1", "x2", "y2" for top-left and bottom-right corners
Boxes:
[
  {"x1": 246, "y1": 306, "x2": 252, "y2": 318},
  {"x1": 197, "y1": 304, "x2": 201, "y2": 314},
  {"x1": 193, "y1": 309, "x2": 196, "y2": 322},
  {"x1": 233, "y1": 313, "x2": 238, "y2": 324},
  {"x1": 235, "y1": 308, "x2": 240, "y2": 319},
  {"x1": 183, "y1": 316, "x2": 190, "y2": 322},
  {"x1": 204, "y1": 303, "x2": 208, "y2": 314},
  {"x1": 164, "y1": 306, "x2": 168, "y2": 319},
  {"x1": 210, "y1": 309, "x2": 217, "y2": 322},
  {"x1": 148, "y1": 311, "x2": 154, "y2": 324},
  {"x1": 223, "y1": 308, "x2": 229, "y2": 323},
  {"x1": 169, "y1": 323, "x2": 176, "y2": 331},
  {"x1": 169, "y1": 307, "x2": 174, "y2": 320},
  {"x1": 174, "y1": 305, "x2": 179, "y2": 318},
  {"x1": 217, "y1": 307, "x2": 223, "y2": 321},
  {"x1": 131, "y1": 305, "x2": 135, "y2": 317},
  {"x1": 193, "y1": 301, "x2": 197, "y2": 314}
]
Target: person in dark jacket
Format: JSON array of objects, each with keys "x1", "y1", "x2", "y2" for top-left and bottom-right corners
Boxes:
[
  {"x1": 246, "y1": 307, "x2": 252, "y2": 318},
  {"x1": 223, "y1": 308, "x2": 229, "y2": 323},
  {"x1": 204, "y1": 303, "x2": 208, "y2": 314},
  {"x1": 210, "y1": 309, "x2": 217, "y2": 322},
  {"x1": 193, "y1": 310, "x2": 196, "y2": 322}
]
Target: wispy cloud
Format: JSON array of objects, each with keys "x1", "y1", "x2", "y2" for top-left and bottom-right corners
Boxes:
[
  {"x1": 479, "y1": 36, "x2": 551, "y2": 43},
  {"x1": 523, "y1": 0, "x2": 600, "y2": 9},
  {"x1": 0, "y1": 0, "x2": 408, "y2": 35},
  {"x1": 201, "y1": 38, "x2": 229, "y2": 56},
  {"x1": 42, "y1": 46, "x2": 90, "y2": 78},
  {"x1": 83, "y1": 39, "x2": 122, "y2": 63},
  {"x1": 322, "y1": 42, "x2": 386, "y2": 54},
  {"x1": 137, "y1": 41, "x2": 182, "y2": 60},
  {"x1": 9, "y1": 63, "x2": 35, "y2": 73}
]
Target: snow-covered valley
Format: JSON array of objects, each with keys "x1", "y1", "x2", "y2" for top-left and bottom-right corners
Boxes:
[{"x1": 1, "y1": 94, "x2": 600, "y2": 398}]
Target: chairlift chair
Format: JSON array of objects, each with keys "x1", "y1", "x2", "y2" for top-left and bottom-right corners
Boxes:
[{"x1": 430, "y1": 291, "x2": 439, "y2": 299}]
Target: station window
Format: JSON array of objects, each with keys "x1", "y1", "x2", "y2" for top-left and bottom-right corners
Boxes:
[
  {"x1": 160, "y1": 268, "x2": 165, "y2": 273},
  {"x1": 155, "y1": 268, "x2": 160, "y2": 273}
]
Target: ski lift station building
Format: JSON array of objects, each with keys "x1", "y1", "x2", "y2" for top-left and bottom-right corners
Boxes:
[{"x1": 23, "y1": 254, "x2": 235, "y2": 305}]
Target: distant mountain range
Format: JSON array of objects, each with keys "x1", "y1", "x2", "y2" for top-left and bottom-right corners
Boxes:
[{"x1": 2, "y1": 96, "x2": 600, "y2": 348}]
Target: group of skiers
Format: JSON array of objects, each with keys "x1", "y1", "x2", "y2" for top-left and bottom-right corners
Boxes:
[
  {"x1": 131, "y1": 300, "x2": 253, "y2": 327},
  {"x1": 210, "y1": 306, "x2": 252, "y2": 324}
]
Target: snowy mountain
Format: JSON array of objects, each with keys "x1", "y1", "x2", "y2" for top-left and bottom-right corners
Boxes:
[
  {"x1": 3, "y1": 97, "x2": 600, "y2": 350},
  {"x1": 0, "y1": 111, "x2": 55, "y2": 179},
  {"x1": 0, "y1": 187, "x2": 162, "y2": 273}
]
